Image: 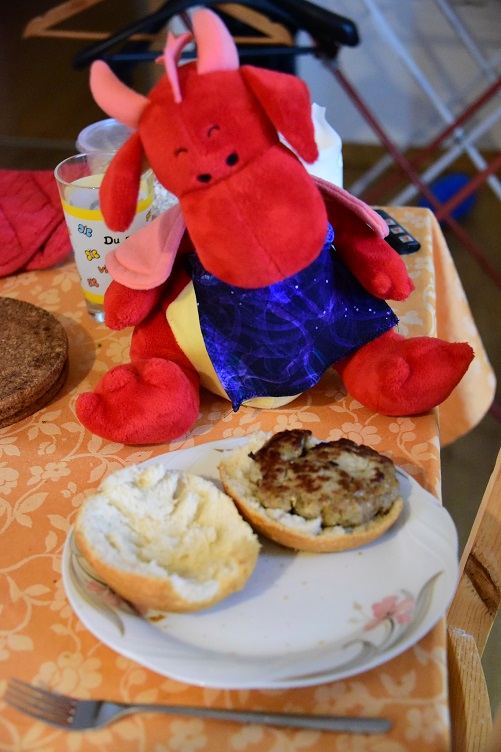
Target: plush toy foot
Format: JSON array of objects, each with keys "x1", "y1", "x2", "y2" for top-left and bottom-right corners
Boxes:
[
  {"x1": 336, "y1": 330, "x2": 474, "y2": 416},
  {"x1": 76, "y1": 358, "x2": 200, "y2": 444}
]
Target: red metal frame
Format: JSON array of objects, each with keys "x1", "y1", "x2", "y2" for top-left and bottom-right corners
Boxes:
[{"x1": 329, "y1": 64, "x2": 501, "y2": 292}]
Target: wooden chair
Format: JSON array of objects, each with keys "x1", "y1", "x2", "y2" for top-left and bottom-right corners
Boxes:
[{"x1": 447, "y1": 446, "x2": 501, "y2": 752}]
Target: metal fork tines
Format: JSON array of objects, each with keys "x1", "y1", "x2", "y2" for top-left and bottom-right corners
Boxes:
[
  {"x1": 5, "y1": 677, "x2": 392, "y2": 734},
  {"x1": 6, "y1": 678, "x2": 81, "y2": 728}
]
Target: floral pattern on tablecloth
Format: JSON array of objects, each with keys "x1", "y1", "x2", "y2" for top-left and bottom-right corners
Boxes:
[{"x1": 0, "y1": 208, "x2": 495, "y2": 751}]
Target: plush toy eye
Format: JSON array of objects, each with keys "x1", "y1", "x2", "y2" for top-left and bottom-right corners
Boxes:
[
  {"x1": 174, "y1": 147, "x2": 188, "y2": 157},
  {"x1": 207, "y1": 125, "x2": 220, "y2": 137},
  {"x1": 226, "y1": 152, "x2": 239, "y2": 166}
]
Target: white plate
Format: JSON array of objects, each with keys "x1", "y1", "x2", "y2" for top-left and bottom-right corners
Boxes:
[{"x1": 63, "y1": 438, "x2": 458, "y2": 689}]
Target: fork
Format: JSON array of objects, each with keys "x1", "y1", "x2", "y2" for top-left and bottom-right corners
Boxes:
[{"x1": 5, "y1": 678, "x2": 391, "y2": 734}]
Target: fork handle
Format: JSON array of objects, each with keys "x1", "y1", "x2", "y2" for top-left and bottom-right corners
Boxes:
[{"x1": 111, "y1": 703, "x2": 391, "y2": 734}]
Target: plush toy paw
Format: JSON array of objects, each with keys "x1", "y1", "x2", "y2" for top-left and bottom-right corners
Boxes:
[
  {"x1": 76, "y1": 358, "x2": 200, "y2": 444},
  {"x1": 367, "y1": 266, "x2": 415, "y2": 302},
  {"x1": 104, "y1": 281, "x2": 164, "y2": 330},
  {"x1": 336, "y1": 330, "x2": 474, "y2": 416}
]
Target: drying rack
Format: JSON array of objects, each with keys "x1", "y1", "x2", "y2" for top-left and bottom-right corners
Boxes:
[{"x1": 324, "y1": 0, "x2": 501, "y2": 290}]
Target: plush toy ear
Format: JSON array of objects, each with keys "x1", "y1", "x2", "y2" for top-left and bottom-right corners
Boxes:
[
  {"x1": 100, "y1": 132, "x2": 145, "y2": 231},
  {"x1": 240, "y1": 66, "x2": 318, "y2": 164}
]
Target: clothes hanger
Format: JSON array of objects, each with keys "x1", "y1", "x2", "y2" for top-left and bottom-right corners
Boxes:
[{"x1": 70, "y1": 0, "x2": 359, "y2": 70}]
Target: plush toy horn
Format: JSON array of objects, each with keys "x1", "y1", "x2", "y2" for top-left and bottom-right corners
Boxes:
[
  {"x1": 90, "y1": 60, "x2": 149, "y2": 130},
  {"x1": 193, "y1": 8, "x2": 239, "y2": 73},
  {"x1": 161, "y1": 30, "x2": 193, "y2": 103},
  {"x1": 157, "y1": 9, "x2": 238, "y2": 103}
]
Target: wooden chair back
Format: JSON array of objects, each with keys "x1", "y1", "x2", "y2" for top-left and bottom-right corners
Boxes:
[{"x1": 447, "y1": 446, "x2": 501, "y2": 752}]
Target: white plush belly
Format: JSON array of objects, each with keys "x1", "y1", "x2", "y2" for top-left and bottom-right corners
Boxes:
[{"x1": 166, "y1": 282, "x2": 299, "y2": 409}]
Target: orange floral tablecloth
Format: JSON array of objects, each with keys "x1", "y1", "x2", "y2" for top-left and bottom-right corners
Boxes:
[{"x1": 0, "y1": 208, "x2": 495, "y2": 752}]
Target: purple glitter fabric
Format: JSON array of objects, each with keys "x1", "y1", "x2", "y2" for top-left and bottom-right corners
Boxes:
[{"x1": 189, "y1": 225, "x2": 398, "y2": 409}]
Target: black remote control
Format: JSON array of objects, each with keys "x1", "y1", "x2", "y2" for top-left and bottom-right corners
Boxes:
[{"x1": 375, "y1": 209, "x2": 421, "y2": 254}]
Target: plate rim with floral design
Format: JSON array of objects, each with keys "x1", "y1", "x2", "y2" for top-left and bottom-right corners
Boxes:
[{"x1": 63, "y1": 437, "x2": 459, "y2": 689}]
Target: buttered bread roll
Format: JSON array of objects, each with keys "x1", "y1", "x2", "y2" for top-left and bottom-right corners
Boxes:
[
  {"x1": 219, "y1": 430, "x2": 403, "y2": 553},
  {"x1": 74, "y1": 464, "x2": 260, "y2": 612}
]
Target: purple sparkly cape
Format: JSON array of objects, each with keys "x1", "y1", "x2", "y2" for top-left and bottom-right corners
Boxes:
[{"x1": 189, "y1": 225, "x2": 398, "y2": 409}]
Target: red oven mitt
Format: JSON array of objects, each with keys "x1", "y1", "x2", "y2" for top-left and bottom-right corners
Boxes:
[{"x1": 0, "y1": 169, "x2": 71, "y2": 276}]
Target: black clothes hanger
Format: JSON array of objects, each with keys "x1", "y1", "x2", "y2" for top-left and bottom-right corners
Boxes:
[{"x1": 72, "y1": 0, "x2": 359, "y2": 74}]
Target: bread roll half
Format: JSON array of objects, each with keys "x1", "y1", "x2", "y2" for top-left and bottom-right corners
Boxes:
[
  {"x1": 219, "y1": 432, "x2": 403, "y2": 553},
  {"x1": 74, "y1": 464, "x2": 260, "y2": 612}
]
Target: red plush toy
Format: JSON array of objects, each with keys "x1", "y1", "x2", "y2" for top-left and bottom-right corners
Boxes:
[{"x1": 76, "y1": 8, "x2": 473, "y2": 445}]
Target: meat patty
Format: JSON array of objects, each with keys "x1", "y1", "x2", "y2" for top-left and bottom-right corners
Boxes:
[{"x1": 248, "y1": 429, "x2": 399, "y2": 528}]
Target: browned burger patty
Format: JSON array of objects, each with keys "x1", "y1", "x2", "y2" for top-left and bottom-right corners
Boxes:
[
  {"x1": 219, "y1": 430, "x2": 404, "y2": 552},
  {"x1": 248, "y1": 430, "x2": 399, "y2": 528}
]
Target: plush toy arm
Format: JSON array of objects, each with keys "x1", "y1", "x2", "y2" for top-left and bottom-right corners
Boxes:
[
  {"x1": 332, "y1": 210, "x2": 414, "y2": 302},
  {"x1": 316, "y1": 178, "x2": 414, "y2": 301},
  {"x1": 100, "y1": 133, "x2": 145, "y2": 232},
  {"x1": 104, "y1": 281, "x2": 165, "y2": 330}
]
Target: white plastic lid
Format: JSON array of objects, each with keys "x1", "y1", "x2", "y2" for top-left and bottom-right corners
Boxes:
[{"x1": 76, "y1": 118, "x2": 133, "y2": 153}]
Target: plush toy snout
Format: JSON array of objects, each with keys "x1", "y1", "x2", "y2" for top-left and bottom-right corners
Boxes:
[{"x1": 138, "y1": 69, "x2": 280, "y2": 199}]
